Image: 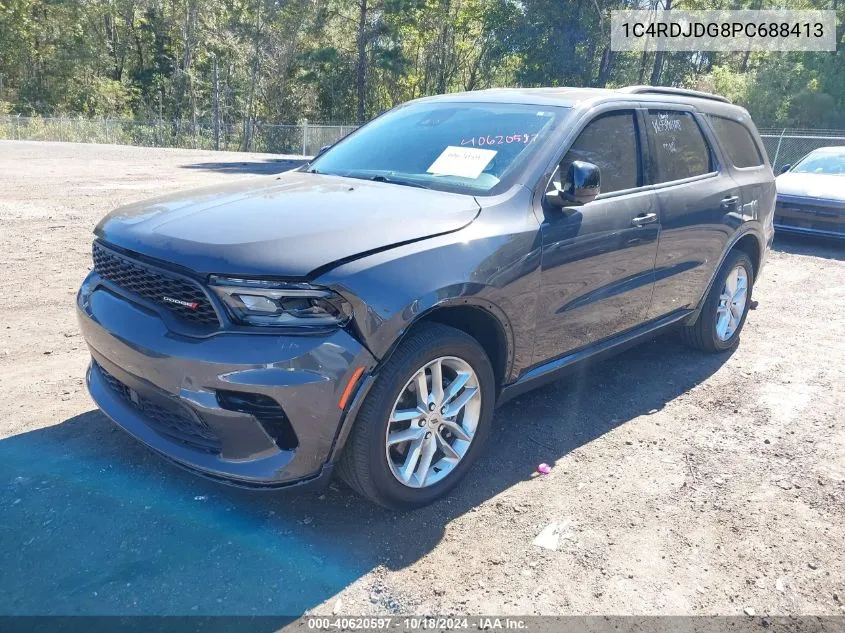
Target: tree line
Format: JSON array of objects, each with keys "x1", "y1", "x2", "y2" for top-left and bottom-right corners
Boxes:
[{"x1": 1, "y1": 0, "x2": 843, "y2": 137}]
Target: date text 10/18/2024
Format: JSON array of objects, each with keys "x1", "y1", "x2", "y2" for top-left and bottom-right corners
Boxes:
[{"x1": 306, "y1": 617, "x2": 529, "y2": 630}]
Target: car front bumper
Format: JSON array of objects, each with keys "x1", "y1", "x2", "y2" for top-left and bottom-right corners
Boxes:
[
  {"x1": 774, "y1": 195, "x2": 845, "y2": 239},
  {"x1": 77, "y1": 271, "x2": 376, "y2": 488}
]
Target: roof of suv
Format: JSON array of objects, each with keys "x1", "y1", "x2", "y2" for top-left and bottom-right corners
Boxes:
[{"x1": 416, "y1": 85, "x2": 749, "y2": 118}]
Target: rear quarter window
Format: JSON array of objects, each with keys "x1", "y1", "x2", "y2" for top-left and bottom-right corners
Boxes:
[{"x1": 709, "y1": 116, "x2": 764, "y2": 168}]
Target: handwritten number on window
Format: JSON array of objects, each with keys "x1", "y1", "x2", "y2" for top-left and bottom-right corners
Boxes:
[{"x1": 459, "y1": 133, "x2": 538, "y2": 146}]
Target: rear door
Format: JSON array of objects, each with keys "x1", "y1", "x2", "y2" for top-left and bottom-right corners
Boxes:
[
  {"x1": 644, "y1": 107, "x2": 740, "y2": 319},
  {"x1": 534, "y1": 109, "x2": 660, "y2": 363}
]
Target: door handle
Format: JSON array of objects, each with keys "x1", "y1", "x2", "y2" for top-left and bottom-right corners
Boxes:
[
  {"x1": 631, "y1": 212, "x2": 658, "y2": 227},
  {"x1": 721, "y1": 195, "x2": 740, "y2": 209}
]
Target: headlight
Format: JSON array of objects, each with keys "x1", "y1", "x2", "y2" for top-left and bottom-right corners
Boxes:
[{"x1": 209, "y1": 276, "x2": 352, "y2": 328}]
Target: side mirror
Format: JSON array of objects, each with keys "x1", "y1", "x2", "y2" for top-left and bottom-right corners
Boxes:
[
  {"x1": 547, "y1": 160, "x2": 601, "y2": 207},
  {"x1": 779, "y1": 164, "x2": 791, "y2": 174}
]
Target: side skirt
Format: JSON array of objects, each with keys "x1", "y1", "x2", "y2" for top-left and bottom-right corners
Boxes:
[{"x1": 496, "y1": 309, "x2": 693, "y2": 406}]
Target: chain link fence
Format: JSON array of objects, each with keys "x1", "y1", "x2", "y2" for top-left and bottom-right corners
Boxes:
[
  {"x1": 2, "y1": 117, "x2": 843, "y2": 168},
  {"x1": 759, "y1": 129, "x2": 845, "y2": 173},
  {"x1": 0, "y1": 116, "x2": 358, "y2": 156}
]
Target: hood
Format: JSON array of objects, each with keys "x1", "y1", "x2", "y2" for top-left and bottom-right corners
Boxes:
[
  {"x1": 776, "y1": 172, "x2": 845, "y2": 202},
  {"x1": 95, "y1": 171, "x2": 480, "y2": 277}
]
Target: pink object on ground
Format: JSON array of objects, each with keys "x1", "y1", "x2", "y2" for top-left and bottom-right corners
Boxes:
[{"x1": 537, "y1": 463, "x2": 552, "y2": 475}]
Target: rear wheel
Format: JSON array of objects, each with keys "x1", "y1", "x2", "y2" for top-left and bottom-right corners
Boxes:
[
  {"x1": 338, "y1": 322, "x2": 495, "y2": 509},
  {"x1": 680, "y1": 249, "x2": 754, "y2": 353}
]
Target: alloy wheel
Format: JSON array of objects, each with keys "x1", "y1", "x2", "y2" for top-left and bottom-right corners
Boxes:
[
  {"x1": 385, "y1": 356, "x2": 481, "y2": 488},
  {"x1": 715, "y1": 264, "x2": 749, "y2": 341}
]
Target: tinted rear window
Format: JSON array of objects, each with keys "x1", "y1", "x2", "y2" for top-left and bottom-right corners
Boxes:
[
  {"x1": 646, "y1": 110, "x2": 712, "y2": 183},
  {"x1": 709, "y1": 116, "x2": 764, "y2": 168}
]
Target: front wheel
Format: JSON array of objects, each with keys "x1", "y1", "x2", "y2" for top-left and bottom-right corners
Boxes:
[
  {"x1": 680, "y1": 249, "x2": 754, "y2": 353},
  {"x1": 338, "y1": 322, "x2": 495, "y2": 510}
]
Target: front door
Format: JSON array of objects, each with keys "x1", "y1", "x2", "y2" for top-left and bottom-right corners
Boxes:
[{"x1": 534, "y1": 110, "x2": 660, "y2": 365}]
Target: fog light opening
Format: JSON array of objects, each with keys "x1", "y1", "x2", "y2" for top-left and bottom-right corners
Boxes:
[{"x1": 216, "y1": 390, "x2": 299, "y2": 450}]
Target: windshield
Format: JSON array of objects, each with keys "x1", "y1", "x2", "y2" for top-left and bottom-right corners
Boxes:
[
  {"x1": 309, "y1": 101, "x2": 569, "y2": 194},
  {"x1": 792, "y1": 151, "x2": 845, "y2": 175}
]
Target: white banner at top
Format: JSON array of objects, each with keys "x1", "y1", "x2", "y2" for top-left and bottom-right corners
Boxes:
[{"x1": 611, "y1": 10, "x2": 837, "y2": 52}]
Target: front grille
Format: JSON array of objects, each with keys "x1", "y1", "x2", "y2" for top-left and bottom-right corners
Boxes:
[
  {"x1": 97, "y1": 363, "x2": 221, "y2": 454},
  {"x1": 92, "y1": 242, "x2": 220, "y2": 328},
  {"x1": 775, "y1": 197, "x2": 845, "y2": 236}
]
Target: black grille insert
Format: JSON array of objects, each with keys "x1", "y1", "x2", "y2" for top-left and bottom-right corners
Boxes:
[
  {"x1": 97, "y1": 363, "x2": 221, "y2": 454},
  {"x1": 92, "y1": 242, "x2": 220, "y2": 328}
]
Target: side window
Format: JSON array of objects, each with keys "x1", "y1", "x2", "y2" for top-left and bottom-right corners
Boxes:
[
  {"x1": 708, "y1": 115, "x2": 764, "y2": 168},
  {"x1": 646, "y1": 110, "x2": 713, "y2": 183},
  {"x1": 559, "y1": 111, "x2": 641, "y2": 194}
]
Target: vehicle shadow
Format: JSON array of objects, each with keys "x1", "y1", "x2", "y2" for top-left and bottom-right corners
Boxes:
[
  {"x1": 180, "y1": 158, "x2": 309, "y2": 175},
  {"x1": 0, "y1": 335, "x2": 731, "y2": 616},
  {"x1": 773, "y1": 233, "x2": 845, "y2": 261}
]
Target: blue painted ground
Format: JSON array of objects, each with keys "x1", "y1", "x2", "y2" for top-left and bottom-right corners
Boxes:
[{"x1": 0, "y1": 411, "x2": 376, "y2": 615}]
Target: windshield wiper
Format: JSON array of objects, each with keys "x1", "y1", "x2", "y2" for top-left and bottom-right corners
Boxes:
[{"x1": 369, "y1": 174, "x2": 430, "y2": 189}]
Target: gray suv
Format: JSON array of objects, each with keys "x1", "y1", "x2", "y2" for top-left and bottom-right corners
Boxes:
[{"x1": 77, "y1": 86, "x2": 775, "y2": 509}]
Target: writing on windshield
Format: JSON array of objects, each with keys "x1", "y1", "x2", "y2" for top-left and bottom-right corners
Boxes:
[
  {"x1": 310, "y1": 102, "x2": 566, "y2": 194},
  {"x1": 459, "y1": 133, "x2": 540, "y2": 147}
]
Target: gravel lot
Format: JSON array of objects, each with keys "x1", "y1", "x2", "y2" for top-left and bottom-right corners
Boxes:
[{"x1": 0, "y1": 140, "x2": 843, "y2": 617}]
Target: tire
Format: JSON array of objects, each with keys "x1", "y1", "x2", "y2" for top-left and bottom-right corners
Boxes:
[
  {"x1": 679, "y1": 249, "x2": 754, "y2": 353},
  {"x1": 337, "y1": 322, "x2": 495, "y2": 510}
]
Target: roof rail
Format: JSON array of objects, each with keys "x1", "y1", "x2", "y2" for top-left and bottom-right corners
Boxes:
[{"x1": 618, "y1": 85, "x2": 729, "y2": 103}]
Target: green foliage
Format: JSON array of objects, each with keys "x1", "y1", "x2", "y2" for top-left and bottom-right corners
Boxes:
[
  {"x1": 692, "y1": 66, "x2": 751, "y2": 106},
  {"x1": 0, "y1": 0, "x2": 842, "y2": 137},
  {"x1": 787, "y1": 90, "x2": 842, "y2": 129}
]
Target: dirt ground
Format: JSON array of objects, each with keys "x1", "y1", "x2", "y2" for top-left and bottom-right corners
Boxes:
[{"x1": 0, "y1": 140, "x2": 843, "y2": 618}]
